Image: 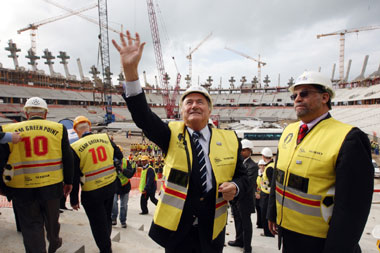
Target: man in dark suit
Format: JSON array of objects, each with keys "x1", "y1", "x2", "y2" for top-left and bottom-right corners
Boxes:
[
  {"x1": 228, "y1": 139, "x2": 258, "y2": 253},
  {"x1": 112, "y1": 30, "x2": 247, "y2": 253},
  {"x1": 267, "y1": 71, "x2": 373, "y2": 252}
]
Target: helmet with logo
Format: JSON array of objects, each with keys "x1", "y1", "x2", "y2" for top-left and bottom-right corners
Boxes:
[
  {"x1": 24, "y1": 97, "x2": 48, "y2": 112},
  {"x1": 73, "y1": 116, "x2": 91, "y2": 130},
  {"x1": 289, "y1": 71, "x2": 335, "y2": 99},
  {"x1": 261, "y1": 147, "x2": 273, "y2": 158},
  {"x1": 180, "y1": 85, "x2": 213, "y2": 108},
  {"x1": 241, "y1": 139, "x2": 254, "y2": 152}
]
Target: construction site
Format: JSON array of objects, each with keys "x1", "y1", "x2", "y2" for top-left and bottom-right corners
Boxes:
[{"x1": 1, "y1": 0, "x2": 380, "y2": 252}]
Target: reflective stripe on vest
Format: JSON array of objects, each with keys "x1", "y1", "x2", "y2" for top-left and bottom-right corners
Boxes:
[
  {"x1": 276, "y1": 183, "x2": 321, "y2": 217},
  {"x1": 159, "y1": 181, "x2": 187, "y2": 209},
  {"x1": 2, "y1": 120, "x2": 64, "y2": 188},
  {"x1": 71, "y1": 133, "x2": 116, "y2": 191},
  {"x1": 153, "y1": 121, "x2": 238, "y2": 240},
  {"x1": 276, "y1": 117, "x2": 352, "y2": 238}
]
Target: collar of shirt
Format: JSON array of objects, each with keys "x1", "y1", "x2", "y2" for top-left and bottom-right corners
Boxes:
[
  {"x1": 187, "y1": 125, "x2": 210, "y2": 144},
  {"x1": 243, "y1": 157, "x2": 250, "y2": 164},
  {"x1": 300, "y1": 112, "x2": 329, "y2": 133}
]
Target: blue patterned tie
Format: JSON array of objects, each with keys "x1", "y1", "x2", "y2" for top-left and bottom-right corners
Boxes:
[{"x1": 192, "y1": 131, "x2": 208, "y2": 195}]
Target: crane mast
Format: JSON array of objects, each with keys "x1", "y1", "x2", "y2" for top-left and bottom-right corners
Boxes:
[
  {"x1": 98, "y1": 0, "x2": 113, "y2": 124},
  {"x1": 186, "y1": 32, "x2": 212, "y2": 86},
  {"x1": 147, "y1": 0, "x2": 176, "y2": 118},
  {"x1": 316, "y1": 25, "x2": 380, "y2": 84}
]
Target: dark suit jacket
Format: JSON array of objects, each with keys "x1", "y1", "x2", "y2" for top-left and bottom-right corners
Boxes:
[
  {"x1": 123, "y1": 91, "x2": 248, "y2": 251},
  {"x1": 239, "y1": 157, "x2": 258, "y2": 213}
]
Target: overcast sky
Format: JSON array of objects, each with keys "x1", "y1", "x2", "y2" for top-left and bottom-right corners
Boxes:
[{"x1": 0, "y1": 0, "x2": 379, "y2": 89}]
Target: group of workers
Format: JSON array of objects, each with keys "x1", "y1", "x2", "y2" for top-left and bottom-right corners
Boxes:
[
  {"x1": 0, "y1": 28, "x2": 375, "y2": 253},
  {"x1": 130, "y1": 142, "x2": 162, "y2": 156}
]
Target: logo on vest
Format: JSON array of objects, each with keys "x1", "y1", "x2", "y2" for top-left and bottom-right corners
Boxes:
[
  {"x1": 214, "y1": 157, "x2": 222, "y2": 163},
  {"x1": 282, "y1": 133, "x2": 293, "y2": 148}
]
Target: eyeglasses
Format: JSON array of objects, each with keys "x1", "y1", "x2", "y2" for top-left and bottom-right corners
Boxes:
[{"x1": 290, "y1": 90, "x2": 323, "y2": 100}]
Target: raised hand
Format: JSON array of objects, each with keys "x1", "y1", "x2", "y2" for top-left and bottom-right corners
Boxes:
[{"x1": 112, "y1": 30, "x2": 146, "y2": 81}]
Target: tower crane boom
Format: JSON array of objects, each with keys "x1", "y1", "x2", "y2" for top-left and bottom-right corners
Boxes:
[
  {"x1": 316, "y1": 25, "x2": 380, "y2": 83},
  {"x1": 42, "y1": 0, "x2": 133, "y2": 40},
  {"x1": 225, "y1": 46, "x2": 266, "y2": 88},
  {"x1": 186, "y1": 32, "x2": 212, "y2": 86},
  {"x1": 17, "y1": 3, "x2": 97, "y2": 53}
]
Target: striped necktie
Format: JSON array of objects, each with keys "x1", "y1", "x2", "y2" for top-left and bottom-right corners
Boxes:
[
  {"x1": 297, "y1": 124, "x2": 308, "y2": 144},
  {"x1": 192, "y1": 131, "x2": 208, "y2": 195}
]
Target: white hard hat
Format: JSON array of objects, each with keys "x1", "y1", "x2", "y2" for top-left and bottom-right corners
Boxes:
[
  {"x1": 289, "y1": 71, "x2": 335, "y2": 99},
  {"x1": 24, "y1": 97, "x2": 48, "y2": 112},
  {"x1": 241, "y1": 139, "x2": 254, "y2": 151},
  {"x1": 261, "y1": 147, "x2": 273, "y2": 157},
  {"x1": 180, "y1": 85, "x2": 213, "y2": 108},
  {"x1": 258, "y1": 159, "x2": 266, "y2": 166}
]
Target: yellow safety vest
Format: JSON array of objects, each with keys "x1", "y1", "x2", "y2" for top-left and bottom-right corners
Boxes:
[
  {"x1": 153, "y1": 121, "x2": 238, "y2": 240},
  {"x1": 71, "y1": 133, "x2": 116, "y2": 191},
  {"x1": 276, "y1": 118, "x2": 352, "y2": 238},
  {"x1": 139, "y1": 165, "x2": 157, "y2": 192},
  {"x1": 118, "y1": 158, "x2": 130, "y2": 187},
  {"x1": 256, "y1": 175, "x2": 262, "y2": 192},
  {"x1": 2, "y1": 120, "x2": 64, "y2": 188},
  {"x1": 261, "y1": 161, "x2": 274, "y2": 194}
]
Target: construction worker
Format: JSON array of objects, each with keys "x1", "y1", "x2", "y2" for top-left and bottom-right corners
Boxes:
[
  {"x1": 139, "y1": 155, "x2": 158, "y2": 215},
  {"x1": 112, "y1": 157, "x2": 136, "y2": 228},
  {"x1": 0, "y1": 97, "x2": 73, "y2": 253},
  {"x1": 255, "y1": 159, "x2": 266, "y2": 229},
  {"x1": 259, "y1": 147, "x2": 275, "y2": 237},
  {"x1": 112, "y1": 30, "x2": 248, "y2": 252},
  {"x1": 70, "y1": 116, "x2": 123, "y2": 253},
  {"x1": 267, "y1": 71, "x2": 373, "y2": 252},
  {"x1": 228, "y1": 139, "x2": 258, "y2": 253}
]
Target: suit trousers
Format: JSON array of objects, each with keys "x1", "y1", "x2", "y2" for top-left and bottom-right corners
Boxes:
[
  {"x1": 13, "y1": 197, "x2": 61, "y2": 253},
  {"x1": 140, "y1": 191, "x2": 158, "y2": 214},
  {"x1": 165, "y1": 225, "x2": 223, "y2": 253},
  {"x1": 82, "y1": 194, "x2": 114, "y2": 253},
  {"x1": 231, "y1": 201, "x2": 253, "y2": 252},
  {"x1": 260, "y1": 193, "x2": 274, "y2": 237}
]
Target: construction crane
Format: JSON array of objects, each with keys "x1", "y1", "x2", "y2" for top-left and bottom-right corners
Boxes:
[
  {"x1": 170, "y1": 56, "x2": 181, "y2": 118},
  {"x1": 186, "y1": 32, "x2": 212, "y2": 86},
  {"x1": 97, "y1": 0, "x2": 113, "y2": 124},
  {"x1": 42, "y1": 0, "x2": 132, "y2": 40},
  {"x1": 146, "y1": 0, "x2": 177, "y2": 118},
  {"x1": 317, "y1": 25, "x2": 380, "y2": 83},
  {"x1": 225, "y1": 46, "x2": 266, "y2": 88},
  {"x1": 17, "y1": 3, "x2": 97, "y2": 54}
]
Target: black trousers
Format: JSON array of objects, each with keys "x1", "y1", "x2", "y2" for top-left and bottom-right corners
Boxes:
[
  {"x1": 165, "y1": 225, "x2": 223, "y2": 253},
  {"x1": 255, "y1": 198, "x2": 262, "y2": 228},
  {"x1": 13, "y1": 197, "x2": 61, "y2": 253},
  {"x1": 231, "y1": 202, "x2": 253, "y2": 252},
  {"x1": 82, "y1": 195, "x2": 114, "y2": 253},
  {"x1": 282, "y1": 228, "x2": 325, "y2": 253},
  {"x1": 140, "y1": 191, "x2": 158, "y2": 213},
  {"x1": 260, "y1": 193, "x2": 274, "y2": 237}
]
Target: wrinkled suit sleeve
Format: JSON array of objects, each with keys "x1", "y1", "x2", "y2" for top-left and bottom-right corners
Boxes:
[{"x1": 323, "y1": 128, "x2": 373, "y2": 252}]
